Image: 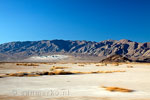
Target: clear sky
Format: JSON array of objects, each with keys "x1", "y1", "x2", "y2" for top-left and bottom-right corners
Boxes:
[{"x1": 0, "y1": 0, "x2": 150, "y2": 44}]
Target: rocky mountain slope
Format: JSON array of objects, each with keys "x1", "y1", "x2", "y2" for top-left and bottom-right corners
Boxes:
[
  {"x1": 0, "y1": 39, "x2": 150, "y2": 62},
  {"x1": 101, "y1": 55, "x2": 132, "y2": 62}
]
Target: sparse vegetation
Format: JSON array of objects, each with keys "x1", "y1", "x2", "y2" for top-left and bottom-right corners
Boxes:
[
  {"x1": 96, "y1": 64, "x2": 101, "y2": 66},
  {"x1": 78, "y1": 65, "x2": 84, "y2": 67},
  {"x1": 96, "y1": 63, "x2": 107, "y2": 66},
  {"x1": 50, "y1": 66, "x2": 55, "y2": 71},
  {"x1": 53, "y1": 66, "x2": 69, "y2": 69},
  {"x1": 127, "y1": 65, "x2": 133, "y2": 68},
  {"x1": 16, "y1": 63, "x2": 39, "y2": 66},
  {"x1": 113, "y1": 63, "x2": 119, "y2": 66},
  {"x1": 78, "y1": 65, "x2": 85, "y2": 67},
  {"x1": 50, "y1": 66, "x2": 69, "y2": 71},
  {"x1": 0, "y1": 70, "x2": 126, "y2": 78},
  {"x1": 101, "y1": 86, "x2": 133, "y2": 92},
  {"x1": 52, "y1": 69, "x2": 73, "y2": 75},
  {"x1": 39, "y1": 62, "x2": 51, "y2": 65}
]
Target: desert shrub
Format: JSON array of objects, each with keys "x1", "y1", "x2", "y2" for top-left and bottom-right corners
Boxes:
[
  {"x1": 127, "y1": 65, "x2": 133, "y2": 68},
  {"x1": 0, "y1": 75, "x2": 8, "y2": 78},
  {"x1": 96, "y1": 63, "x2": 107, "y2": 66},
  {"x1": 101, "y1": 86, "x2": 133, "y2": 92},
  {"x1": 8, "y1": 72, "x2": 28, "y2": 77},
  {"x1": 16, "y1": 63, "x2": 39, "y2": 66},
  {"x1": 50, "y1": 66, "x2": 55, "y2": 71},
  {"x1": 41, "y1": 71, "x2": 49, "y2": 75},
  {"x1": 8, "y1": 73, "x2": 18, "y2": 76},
  {"x1": 101, "y1": 63, "x2": 107, "y2": 66},
  {"x1": 77, "y1": 71, "x2": 93, "y2": 74},
  {"x1": 78, "y1": 65, "x2": 84, "y2": 67},
  {"x1": 26, "y1": 74, "x2": 40, "y2": 77},
  {"x1": 50, "y1": 66, "x2": 69, "y2": 71},
  {"x1": 113, "y1": 63, "x2": 119, "y2": 66},
  {"x1": 54, "y1": 66, "x2": 69, "y2": 69},
  {"x1": 1, "y1": 69, "x2": 126, "y2": 78},
  {"x1": 96, "y1": 65, "x2": 101, "y2": 66},
  {"x1": 70, "y1": 70, "x2": 125, "y2": 74},
  {"x1": 53, "y1": 69, "x2": 73, "y2": 75},
  {"x1": 39, "y1": 62, "x2": 50, "y2": 65},
  {"x1": 0, "y1": 75, "x2": 3, "y2": 78}
]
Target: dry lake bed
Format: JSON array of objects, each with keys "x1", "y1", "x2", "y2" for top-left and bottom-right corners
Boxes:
[{"x1": 0, "y1": 62, "x2": 150, "y2": 100}]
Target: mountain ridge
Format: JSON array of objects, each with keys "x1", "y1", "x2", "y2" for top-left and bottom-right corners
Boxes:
[
  {"x1": 0, "y1": 39, "x2": 150, "y2": 62},
  {"x1": 1, "y1": 39, "x2": 148, "y2": 45}
]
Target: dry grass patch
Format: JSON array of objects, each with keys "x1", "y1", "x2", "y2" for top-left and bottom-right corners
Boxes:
[
  {"x1": 50, "y1": 66, "x2": 69, "y2": 71},
  {"x1": 73, "y1": 63, "x2": 78, "y2": 64},
  {"x1": 6, "y1": 72, "x2": 37, "y2": 77},
  {"x1": 0, "y1": 75, "x2": 8, "y2": 78},
  {"x1": 0, "y1": 69, "x2": 126, "y2": 78},
  {"x1": 60, "y1": 62, "x2": 68, "y2": 64},
  {"x1": 50, "y1": 66, "x2": 55, "y2": 71},
  {"x1": 52, "y1": 69, "x2": 73, "y2": 75},
  {"x1": 127, "y1": 65, "x2": 133, "y2": 68},
  {"x1": 72, "y1": 71, "x2": 93, "y2": 74},
  {"x1": 70, "y1": 70, "x2": 126, "y2": 74},
  {"x1": 54, "y1": 66, "x2": 69, "y2": 69},
  {"x1": 96, "y1": 65, "x2": 101, "y2": 66},
  {"x1": 39, "y1": 62, "x2": 50, "y2": 65},
  {"x1": 16, "y1": 63, "x2": 39, "y2": 66},
  {"x1": 101, "y1": 86, "x2": 133, "y2": 92},
  {"x1": 110, "y1": 63, "x2": 120, "y2": 66},
  {"x1": 96, "y1": 63, "x2": 107, "y2": 66},
  {"x1": 3, "y1": 71, "x2": 53, "y2": 77},
  {"x1": 26, "y1": 74, "x2": 41, "y2": 77},
  {"x1": 95, "y1": 70, "x2": 125, "y2": 73},
  {"x1": 78, "y1": 65, "x2": 85, "y2": 67}
]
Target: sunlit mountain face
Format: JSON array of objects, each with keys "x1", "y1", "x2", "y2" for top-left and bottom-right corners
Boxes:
[{"x1": 0, "y1": 39, "x2": 150, "y2": 62}]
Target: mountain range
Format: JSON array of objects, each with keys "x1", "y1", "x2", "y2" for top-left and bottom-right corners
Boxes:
[{"x1": 0, "y1": 39, "x2": 150, "y2": 62}]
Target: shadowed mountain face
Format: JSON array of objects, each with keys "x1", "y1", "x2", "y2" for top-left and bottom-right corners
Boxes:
[{"x1": 0, "y1": 39, "x2": 150, "y2": 62}]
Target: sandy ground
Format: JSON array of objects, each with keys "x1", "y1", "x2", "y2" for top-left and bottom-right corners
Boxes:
[{"x1": 0, "y1": 62, "x2": 150, "y2": 100}]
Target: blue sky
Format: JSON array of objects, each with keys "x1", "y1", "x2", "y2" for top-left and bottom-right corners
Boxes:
[{"x1": 0, "y1": 0, "x2": 150, "y2": 44}]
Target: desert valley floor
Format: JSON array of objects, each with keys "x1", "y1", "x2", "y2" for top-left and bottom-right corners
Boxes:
[{"x1": 0, "y1": 62, "x2": 150, "y2": 100}]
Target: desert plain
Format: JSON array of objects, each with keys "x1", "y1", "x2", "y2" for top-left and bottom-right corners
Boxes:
[{"x1": 0, "y1": 62, "x2": 150, "y2": 100}]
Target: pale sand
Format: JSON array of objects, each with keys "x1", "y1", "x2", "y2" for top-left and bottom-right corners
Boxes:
[{"x1": 0, "y1": 63, "x2": 150, "y2": 100}]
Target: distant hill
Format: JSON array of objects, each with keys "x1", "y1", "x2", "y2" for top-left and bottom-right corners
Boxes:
[
  {"x1": 101, "y1": 54, "x2": 132, "y2": 63},
  {"x1": 0, "y1": 39, "x2": 150, "y2": 62}
]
